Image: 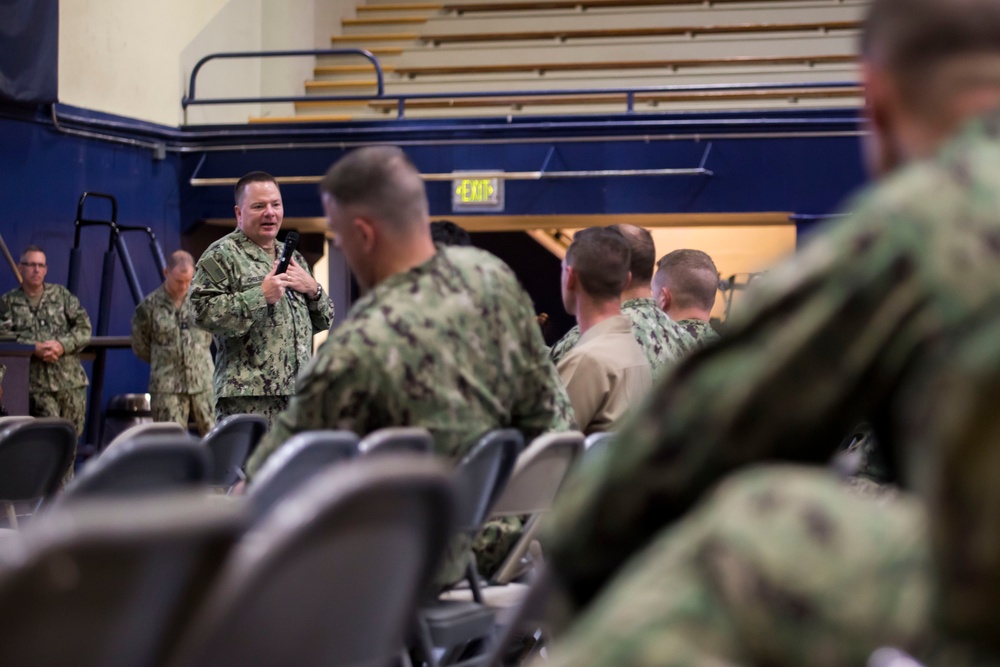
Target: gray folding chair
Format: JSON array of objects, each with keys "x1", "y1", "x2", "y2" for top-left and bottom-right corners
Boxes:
[
  {"x1": 0, "y1": 415, "x2": 34, "y2": 429},
  {"x1": 417, "y1": 429, "x2": 524, "y2": 667},
  {"x1": 358, "y1": 426, "x2": 434, "y2": 456},
  {"x1": 200, "y1": 414, "x2": 268, "y2": 488},
  {"x1": 0, "y1": 494, "x2": 246, "y2": 667},
  {"x1": 166, "y1": 455, "x2": 456, "y2": 667},
  {"x1": 58, "y1": 434, "x2": 210, "y2": 503},
  {"x1": 0, "y1": 418, "x2": 76, "y2": 527},
  {"x1": 246, "y1": 430, "x2": 359, "y2": 520},
  {"x1": 103, "y1": 421, "x2": 186, "y2": 452}
]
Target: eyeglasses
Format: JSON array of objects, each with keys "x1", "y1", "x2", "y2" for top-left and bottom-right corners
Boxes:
[{"x1": 19, "y1": 262, "x2": 46, "y2": 269}]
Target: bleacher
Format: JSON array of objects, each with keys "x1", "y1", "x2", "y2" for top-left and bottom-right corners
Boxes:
[{"x1": 248, "y1": 0, "x2": 867, "y2": 122}]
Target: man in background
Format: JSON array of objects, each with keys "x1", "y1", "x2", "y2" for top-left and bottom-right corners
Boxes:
[
  {"x1": 555, "y1": 227, "x2": 651, "y2": 434},
  {"x1": 190, "y1": 172, "x2": 334, "y2": 427},
  {"x1": 652, "y1": 248, "x2": 721, "y2": 346},
  {"x1": 0, "y1": 245, "x2": 91, "y2": 480},
  {"x1": 131, "y1": 250, "x2": 215, "y2": 435},
  {"x1": 550, "y1": 224, "x2": 695, "y2": 376}
]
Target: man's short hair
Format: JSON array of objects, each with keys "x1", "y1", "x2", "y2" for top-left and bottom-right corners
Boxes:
[
  {"x1": 566, "y1": 227, "x2": 631, "y2": 301},
  {"x1": 166, "y1": 250, "x2": 195, "y2": 271},
  {"x1": 234, "y1": 171, "x2": 278, "y2": 205},
  {"x1": 319, "y1": 146, "x2": 429, "y2": 232},
  {"x1": 430, "y1": 220, "x2": 472, "y2": 247},
  {"x1": 655, "y1": 249, "x2": 719, "y2": 311},
  {"x1": 861, "y1": 0, "x2": 1000, "y2": 104},
  {"x1": 21, "y1": 244, "x2": 44, "y2": 261},
  {"x1": 609, "y1": 224, "x2": 656, "y2": 285}
]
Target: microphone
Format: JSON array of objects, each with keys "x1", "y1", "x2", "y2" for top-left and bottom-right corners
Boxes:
[{"x1": 275, "y1": 231, "x2": 299, "y2": 275}]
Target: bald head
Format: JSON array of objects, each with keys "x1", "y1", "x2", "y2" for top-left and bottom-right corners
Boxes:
[
  {"x1": 166, "y1": 250, "x2": 194, "y2": 271},
  {"x1": 319, "y1": 146, "x2": 429, "y2": 233},
  {"x1": 609, "y1": 224, "x2": 656, "y2": 286}
]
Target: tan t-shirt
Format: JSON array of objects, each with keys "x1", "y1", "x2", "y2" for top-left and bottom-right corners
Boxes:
[{"x1": 556, "y1": 314, "x2": 652, "y2": 434}]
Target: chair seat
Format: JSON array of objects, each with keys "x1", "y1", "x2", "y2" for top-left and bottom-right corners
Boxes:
[
  {"x1": 440, "y1": 583, "x2": 530, "y2": 625},
  {"x1": 423, "y1": 600, "x2": 496, "y2": 647}
]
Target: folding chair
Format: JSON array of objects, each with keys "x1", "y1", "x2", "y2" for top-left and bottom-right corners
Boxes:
[
  {"x1": 0, "y1": 494, "x2": 246, "y2": 667},
  {"x1": 246, "y1": 430, "x2": 359, "y2": 520},
  {"x1": 166, "y1": 455, "x2": 456, "y2": 667},
  {"x1": 103, "y1": 421, "x2": 186, "y2": 452},
  {"x1": 359, "y1": 426, "x2": 434, "y2": 456},
  {"x1": 0, "y1": 418, "x2": 76, "y2": 527},
  {"x1": 416, "y1": 429, "x2": 523, "y2": 667},
  {"x1": 58, "y1": 434, "x2": 209, "y2": 503},
  {"x1": 200, "y1": 414, "x2": 268, "y2": 489}
]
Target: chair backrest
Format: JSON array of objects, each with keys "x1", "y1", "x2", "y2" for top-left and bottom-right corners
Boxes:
[
  {"x1": 246, "y1": 430, "x2": 359, "y2": 520},
  {"x1": 452, "y1": 429, "x2": 523, "y2": 534},
  {"x1": 0, "y1": 494, "x2": 246, "y2": 667},
  {"x1": 104, "y1": 421, "x2": 186, "y2": 452},
  {"x1": 59, "y1": 435, "x2": 209, "y2": 503},
  {"x1": 200, "y1": 414, "x2": 269, "y2": 486},
  {"x1": 0, "y1": 415, "x2": 34, "y2": 429},
  {"x1": 167, "y1": 455, "x2": 456, "y2": 667},
  {"x1": 0, "y1": 419, "x2": 76, "y2": 502},
  {"x1": 358, "y1": 426, "x2": 434, "y2": 456},
  {"x1": 491, "y1": 431, "x2": 585, "y2": 517}
]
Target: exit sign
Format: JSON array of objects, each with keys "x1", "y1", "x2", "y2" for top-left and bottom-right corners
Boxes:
[{"x1": 452, "y1": 174, "x2": 504, "y2": 212}]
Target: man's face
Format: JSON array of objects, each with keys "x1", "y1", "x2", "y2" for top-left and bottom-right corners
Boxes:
[
  {"x1": 163, "y1": 265, "x2": 194, "y2": 300},
  {"x1": 19, "y1": 250, "x2": 47, "y2": 291},
  {"x1": 236, "y1": 181, "x2": 283, "y2": 249},
  {"x1": 324, "y1": 192, "x2": 373, "y2": 290}
]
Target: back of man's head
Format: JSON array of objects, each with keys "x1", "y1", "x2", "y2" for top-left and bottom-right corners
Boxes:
[
  {"x1": 319, "y1": 146, "x2": 429, "y2": 233},
  {"x1": 234, "y1": 171, "x2": 278, "y2": 205},
  {"x1": 609, "y1": 224, "x2": 656, "y2": 286},
  {"x1": 654, "y1": 249, "x2": 719, "y2": 312},
  {"x1": 430, "y1": 220, "x2": 472, "y2": 247},
  {"x1": 566, "y1": 227, "x2": 631, "y2": 302},
  {"x1": 862, "y1": 0, "x2": 1000, "y2": 116}
]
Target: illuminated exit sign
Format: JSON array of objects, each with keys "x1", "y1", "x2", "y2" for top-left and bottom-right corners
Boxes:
[{"x1": 452, "y1": 173, "x2": 504, "y2": 212}]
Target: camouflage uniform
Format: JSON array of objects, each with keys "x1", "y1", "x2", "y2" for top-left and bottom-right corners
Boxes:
[
  {"x1": 676, "y1": 318, "x2": 720, "y2": 347},
  {"x1": 544, "y1": 109, "x2": 1000, "y2": 617},
  {"x1": 550, "y1": 298, "x2": 695, "y2": 377},
  {"x1": 130, "y1": 284, "x2": 216, "y2": 435},
  {"x1": 190, "y1": 229, "x2": 333, "y2": 427},
  {"x1": 246, "y1": 246, "x2": 575, "y2": 586},
  {"x1": 0, "y1": 283, "x2": 90, "y2": 437},
  {"x1": 541, "y1": 465, "x2": 938, "y2": 667}
]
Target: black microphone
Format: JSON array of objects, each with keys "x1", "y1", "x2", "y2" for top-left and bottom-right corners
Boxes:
[{"x1": 275, "y1": 231, "x2": 299, "y2": 275}]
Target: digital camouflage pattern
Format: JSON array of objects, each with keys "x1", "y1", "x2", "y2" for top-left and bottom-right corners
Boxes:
[
  {"x1": 131, "y1": 284, "x2": 216, "y2": 434},
  {"x1": 540, "y1": 466, "x2": 938, "y2": 667},
  {"x1": 0, "y1": 283, "x2": 91, "y2": 393},
  {"x1": 676, "y1": 318, "x2": 720, "y2": 347},
  {"x1": 544, "y1": 109, "x2": 1000, "y2": 614},
  {"x1": 190, "y1": 229, "x2": 333, "y2": 402},
  {"x1": 549, "y1": 298, "x2": 696, "y2": 376},
  {"x1": 215, "y1": 396, "x2": 289, "y2": 430},
  {"x1": 247, "y1": 245, "x2": 574, "y2": 476}
]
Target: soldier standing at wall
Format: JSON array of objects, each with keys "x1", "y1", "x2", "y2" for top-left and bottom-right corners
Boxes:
[
  {"x1": 0, "y1": 244, "x2": 91, "y2": 481},
  {"x1": 190, "y1": 172, "x2": 334, "y2": 428},
  {"x1": 131, "y1": 250, "x2": 216, "y2": 435}
]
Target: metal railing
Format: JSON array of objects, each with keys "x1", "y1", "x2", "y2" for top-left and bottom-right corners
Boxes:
[{"x1": 182, "y1": 48, "x2": 861, "y2": 121}]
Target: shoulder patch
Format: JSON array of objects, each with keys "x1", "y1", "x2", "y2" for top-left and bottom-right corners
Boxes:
[{"x1": 201, "y1": 257, "x2": 226, "y2": 284}]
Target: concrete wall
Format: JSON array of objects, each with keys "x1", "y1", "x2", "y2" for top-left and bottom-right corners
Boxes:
[{"x1": 59, "y1": 0, "x2": 356, "y2": 126}]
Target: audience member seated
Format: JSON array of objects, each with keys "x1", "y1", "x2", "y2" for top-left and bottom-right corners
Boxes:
[
  {"x1": 550, "y1": 224, "x2": 695, "y2": 376},
  {"x1": 652, "y1": 248, "x2": 722, "y2": 347},
  {"x1": 555, "y1": 227, "x2": 651, "y2": 434},
  {"x1": 430, "y1": 219, "x2": 473, "y2": 247}
]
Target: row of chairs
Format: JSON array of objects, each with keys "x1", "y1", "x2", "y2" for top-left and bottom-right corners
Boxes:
[{"x1": 0, "y1": 415, "x2": 612, "y2": 666}]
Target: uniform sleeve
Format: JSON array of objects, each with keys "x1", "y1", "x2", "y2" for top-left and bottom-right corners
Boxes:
[
  {"x1": 245, "y1": 334, "x2": 375, "y2": 478},
  {"x1": 58, "y1": 291, "x2": 92, "y2": 354},
  {"x1": 190, "y1": 250, "x2": 268, "y2": 337},
  {"x1": 544, "y1": 203, "x2": 936, "y2": 612},
  {"x1": 130, "y1": 300, "x2": 152, "y2": 362},
  {"x1": 556, "y1": 352, "x2": 606, "y2": 433},
  {"x1": 296, "y1": 251, "x2": 335, "y2": 333}
]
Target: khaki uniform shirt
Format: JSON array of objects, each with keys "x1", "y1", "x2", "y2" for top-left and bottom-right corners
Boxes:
[
  {"x1": 556, "y1": 314, "x2": 652, "y2": 434},
  {"x1": 190, "y1": 229, "x2": 334, "y2": 399},
  {"x1": 130, "y1": 284, "x2": 214, "y2": 394}
]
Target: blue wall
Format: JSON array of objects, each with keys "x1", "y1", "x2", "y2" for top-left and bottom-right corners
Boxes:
[{"x1": 3, "y1": 103, "x2": 870, "y2": 441}]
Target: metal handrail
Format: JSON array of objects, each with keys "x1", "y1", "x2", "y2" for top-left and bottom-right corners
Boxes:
[{"x1": 183, "y1": 48, "x2": 385, "y2": 108}]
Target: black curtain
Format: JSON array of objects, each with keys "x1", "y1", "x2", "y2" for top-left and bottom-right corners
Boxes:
[{"x1": 0, "y1": 0, "x2": 58, "y2": 104}]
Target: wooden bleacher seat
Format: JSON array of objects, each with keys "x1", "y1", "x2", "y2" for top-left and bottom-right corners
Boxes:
[{"x1": 441, "y1": 0, "x2": 823, "y2": 12}]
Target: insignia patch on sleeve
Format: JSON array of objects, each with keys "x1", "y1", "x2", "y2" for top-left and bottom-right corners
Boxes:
[{"x1": 202, "y1": 257, "x2": 226, "y2": 284}]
